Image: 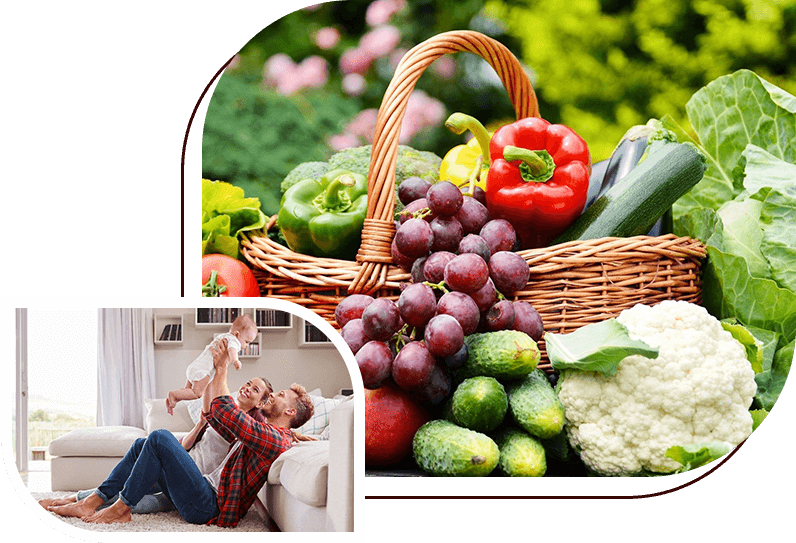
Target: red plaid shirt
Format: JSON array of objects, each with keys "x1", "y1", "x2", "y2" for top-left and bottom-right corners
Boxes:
[{"x1": 203, "y1": 395, "x2": 293, "y2": 527}]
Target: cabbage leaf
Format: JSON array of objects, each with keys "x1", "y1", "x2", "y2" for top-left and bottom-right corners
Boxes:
[{"x1": 668, "y1": 70, "x2": 796, "y2": 411}]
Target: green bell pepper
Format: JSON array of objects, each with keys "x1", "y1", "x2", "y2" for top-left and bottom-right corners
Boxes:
[{"x1": 277, "y1": 168, "x2": 368, "y2": 259}]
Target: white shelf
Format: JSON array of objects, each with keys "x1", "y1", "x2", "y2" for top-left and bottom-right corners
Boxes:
[
  {"x1": 154, "y1": 314, "x2": 183, "y2": 345},
  {"x1": 298, "y1": 319, "x2": 333, "y2": 348}
]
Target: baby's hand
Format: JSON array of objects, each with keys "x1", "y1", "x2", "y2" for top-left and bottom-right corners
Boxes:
[{"x1": 233, "y1": 359, "x2": 242, "y2": 371}]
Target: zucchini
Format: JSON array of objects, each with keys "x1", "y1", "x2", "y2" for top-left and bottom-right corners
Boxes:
[{"x1": 554, "y1": 137, "x2": 706, "y2": 243}]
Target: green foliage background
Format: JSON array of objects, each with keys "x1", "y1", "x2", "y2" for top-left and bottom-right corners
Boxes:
[{"x1": 202, "y1": 0, "x2": 796, "y2": 216}]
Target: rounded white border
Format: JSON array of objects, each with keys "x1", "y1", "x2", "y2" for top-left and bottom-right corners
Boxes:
[{"x1": 0, "y1": 298, "x2": 365, "y2": 543}]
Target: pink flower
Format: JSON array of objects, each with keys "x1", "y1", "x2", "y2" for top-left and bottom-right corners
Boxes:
[
  {"x1": 365, "y1": 0, "x2": 406, "y2": 26},
  {"x1": 389, "y1": 47, "x2": 408, "y2": 70},
  {"x1": 339, "y1": 47, "x2": 373, "y2": 75},
  {"x1": 345, "y1": 109, "x2": 379, "y2": 141},
  {"x1": 342, "y1": 73, "x2": 367, "y2": 96},
  {"x1": 328, "y1": 133, "x2": 363, "y2": 151},
  {"x1": 360, "y1": 25, "x2": 401, "y2": 58},
  {"x1": 225, "y1": 54, "x2": 241, "y2": 71},
  {"x1": 399, "y1": 91, "x2": 446, "y2": 143},
  {"x1": 264, "y1": 53, "x2": 296, "y2": 87},
  {"x1": 430, "y1": 56, "x2": 456, "y2": 79},
  {"x1": 296, "y1": 55, "x2": 328, "y2": 89},
  {"x1": 314, "y1": 26, "x2": 340, "y2": 50}
]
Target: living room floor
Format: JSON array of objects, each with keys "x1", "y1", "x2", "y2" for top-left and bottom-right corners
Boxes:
[{"x1": 20, "y1": 461, "x2": 52, "y2": 493}]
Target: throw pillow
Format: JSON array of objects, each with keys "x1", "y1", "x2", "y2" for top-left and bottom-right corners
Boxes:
[
  {"x1": 296, "y1": 394, "x2": 344, "y2": 436},
  {"x1": 185, "y1": 398, "x2": 203, "y2": 424}
]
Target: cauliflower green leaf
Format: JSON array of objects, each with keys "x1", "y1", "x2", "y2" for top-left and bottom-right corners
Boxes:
[
  {"x1": 665, "y1": 442, "x2": 731, "y2": 473},
  {"x1": 545, "y1": 318, "x2": 659, "y2": 377}
]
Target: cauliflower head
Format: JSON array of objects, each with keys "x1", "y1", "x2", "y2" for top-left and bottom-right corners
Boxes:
[{"x1": 557, "y1": 300, "x2": 757, "y2": 476}]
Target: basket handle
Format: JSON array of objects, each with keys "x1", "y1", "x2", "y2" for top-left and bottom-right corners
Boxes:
[{"x1": 350, "y1": 30, "x2": 539, "y2": 294}]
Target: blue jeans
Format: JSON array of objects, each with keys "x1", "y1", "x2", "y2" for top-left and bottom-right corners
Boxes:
[
  {"x1": 77, "y1": 486, "x2": 174, "y2": 514},
  {"x1": 95, "y1": 429, "x2": 219, "y2": 524}
]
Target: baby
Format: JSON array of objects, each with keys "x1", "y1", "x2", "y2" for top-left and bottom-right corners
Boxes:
[{"x1": 166, "y1": 314, "x2": 258, "y2": 415}]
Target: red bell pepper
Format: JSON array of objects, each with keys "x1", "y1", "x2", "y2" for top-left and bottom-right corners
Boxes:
[{"x1": 485, "y1": 117, "x2": 591, "y2": 249}]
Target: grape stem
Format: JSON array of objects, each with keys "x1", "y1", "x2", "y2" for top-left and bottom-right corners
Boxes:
[
  {"x1": 422, "y1": 280, "x2": 450, "y2": 294},
  {"x1": 398, "y1": 206, "x2": 433, "y2": 220}
]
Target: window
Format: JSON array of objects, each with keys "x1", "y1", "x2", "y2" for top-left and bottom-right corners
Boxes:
[{"x1": 19, "y1": 308, "x2": 97, "y2": 474}]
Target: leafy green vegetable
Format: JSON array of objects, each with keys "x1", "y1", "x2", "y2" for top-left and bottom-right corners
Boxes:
[
  {"x1": 669, "y1": 70, "x2": 795, "y2": 412},
  {"x1": 664, "y1": 442, "x2": 731, "y2": 473},
  {"x1": 720, "y1": 319, "x2": 764, "y2": 374},
  {"x1": 750, "y1": 409, "x2": 768, "y2": 432},
  {"x1": 202, "y1": 179, "x2": 267, "y2": 258},
  {"x1": 754, "y1": 338, "x2": 794, "y2": 412},
  {"x1": 545, "y1": 319, "x2": 659, "y2": 377},
  {"x1": 672, "y1": 69, "x2": 796, "y2": 223}
]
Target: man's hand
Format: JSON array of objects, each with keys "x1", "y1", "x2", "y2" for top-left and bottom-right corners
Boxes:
[
  {"x1": 210, "y1": 338, "x2": 231, "y2": 370},
  {"x1": 291, "y1": 429, "x2": 318, "y2": 443}
]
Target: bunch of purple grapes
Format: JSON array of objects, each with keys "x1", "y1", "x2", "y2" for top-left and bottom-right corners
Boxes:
[{"x1": 337, "y1": 178, "x2": 545, "y2": 409}]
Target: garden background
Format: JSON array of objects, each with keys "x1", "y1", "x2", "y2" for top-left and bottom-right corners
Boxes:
[{"x1": 201, "y1": 0, "x2": 796, "y2": 217}]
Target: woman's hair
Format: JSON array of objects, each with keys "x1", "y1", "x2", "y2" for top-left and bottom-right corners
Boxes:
[
  {"x1": 289, "y1": 383, "x2": 314, "y2": 429},
  {"x1": 247, "y1": 376, "x2": 272, "y2": 423}
]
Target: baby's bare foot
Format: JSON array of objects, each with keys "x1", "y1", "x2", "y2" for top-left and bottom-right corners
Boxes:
[
  {"x1": 39, "y1": 495, "x2": 76, "y2": 509},
  {"x1": 82, "y1": 500, "x2": 131, "y2": 524}
]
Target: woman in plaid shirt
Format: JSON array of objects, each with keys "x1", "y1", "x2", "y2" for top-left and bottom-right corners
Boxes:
[{"x1": 47, "y1": 338, "x2": 314, "y2": 527}]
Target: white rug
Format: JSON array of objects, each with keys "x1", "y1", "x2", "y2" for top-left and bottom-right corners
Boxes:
[{"x1": 31, "y1": 492, "x2": 269, "y2": 532}]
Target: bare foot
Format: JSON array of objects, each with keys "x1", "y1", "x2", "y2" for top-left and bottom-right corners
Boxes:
[
  {"x1": 233, "y1": 360, "x2": 241, "y2": 371},
  {"x1": 82, "y1": 499, "x2": 131, "y2": 524},
  {"x1": 39, "y1": 495, "x2": 77, "y2": 509},
  {"x1": 48, "y1": 494, "x2": 103, "y2": 518},
  {"x1": 166, "y1": 393, "x2": 176, "y2": 415}
]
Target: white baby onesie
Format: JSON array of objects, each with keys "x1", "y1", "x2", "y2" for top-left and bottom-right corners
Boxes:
[{"x1": 186, "y1": 332, "x2": 241, "y2": 384}]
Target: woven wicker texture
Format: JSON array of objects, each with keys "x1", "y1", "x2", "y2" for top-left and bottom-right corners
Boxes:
[{"x1": 239, "y1": 31, "x2": 706, "y2": 372}]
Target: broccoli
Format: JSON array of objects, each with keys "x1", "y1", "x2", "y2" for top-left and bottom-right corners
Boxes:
[
  {"x1": 280, "y1": 161, "x2": 331, "y2": 194},
  {"x1": 328, "y1": 144, "x2": 442, "y2": 185},
  {"x1": 279, "y1": 144, "x2": 443, "y2": 214}
]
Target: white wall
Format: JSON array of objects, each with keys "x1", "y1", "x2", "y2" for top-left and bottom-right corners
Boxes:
[{"x1": 153, "y1": 308, "x2": 351, "y2": 399}]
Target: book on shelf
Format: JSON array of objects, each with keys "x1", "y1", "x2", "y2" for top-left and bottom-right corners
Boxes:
[
  {"x1": 198, "y1": 308, "x2": 241, "y2": 325},
  {"x1": 305, "y1": 322, "x2": 331, "y2": 343},
  {"x1": 256, "y1": 309, "x2": 290, "y2": 327},
  {"x1": 159, "y1": 324, "x2": 182, "y2": 342}
]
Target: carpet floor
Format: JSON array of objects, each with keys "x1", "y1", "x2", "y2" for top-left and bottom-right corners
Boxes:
[{"x1": 31, "y1": 492, "x2": 269, "y2": 532}]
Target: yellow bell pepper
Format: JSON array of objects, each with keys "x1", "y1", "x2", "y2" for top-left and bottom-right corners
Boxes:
[{"x1": 439, "y1": 113, "x2": 492, "y2": 192}]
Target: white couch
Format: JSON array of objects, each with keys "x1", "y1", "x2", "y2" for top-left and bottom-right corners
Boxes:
[{"x1": 47, "y1": 393, "x2": 355, "y2": 532}]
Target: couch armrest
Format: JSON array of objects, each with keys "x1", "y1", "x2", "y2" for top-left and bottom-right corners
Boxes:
[{"x1": 325, "y1": 397, "x2": 354, "y2": 532}]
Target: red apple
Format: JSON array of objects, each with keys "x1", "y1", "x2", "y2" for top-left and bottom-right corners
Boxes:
[{"x1": 365, "y1": 382, "x2": 430, "y2": 467}]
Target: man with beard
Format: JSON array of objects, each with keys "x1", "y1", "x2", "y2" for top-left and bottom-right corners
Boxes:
[{"x1": 48, "y1": 338, "x2": 314, "y2": 527}]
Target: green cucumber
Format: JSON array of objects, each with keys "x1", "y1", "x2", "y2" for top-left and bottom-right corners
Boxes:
[
  {"x1": 507, "y1": 369, "x2": 565, "y2": 439},
  {"x1": 554, "y1": 139, "x2": 706, "y2": 243},
  {"x1": 460, "y1": 330, "x2": 540, "y2": 380},
  {"x1": 450, "y1": 376, "x2": 508, "y2": 433},
  {"x1": 492, "y1": 426, "x2": 547, "y2": 477},
  {"x1": 413, "y1": 420, "x2": 500, "y2": 476}
]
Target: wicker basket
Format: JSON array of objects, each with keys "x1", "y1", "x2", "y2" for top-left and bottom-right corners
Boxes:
[{"x1": 240, "y1": 31, "x2": 706, "y2": 372}]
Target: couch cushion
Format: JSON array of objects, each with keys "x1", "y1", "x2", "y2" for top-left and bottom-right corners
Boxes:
[
  {"x1": 49, "y1": 426, "x2": 147, "y2": 457},
  {"x1": 144, "y1": 398, "x2": 194, "y2": 433},
  {"x1": 268, "y1": 441, "x2": 329, "y2": 507}
]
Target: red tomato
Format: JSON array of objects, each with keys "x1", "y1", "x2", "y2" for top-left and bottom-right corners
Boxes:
[{"x1": 201, "y1": 254, "x2": 260, "y2": 297}]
